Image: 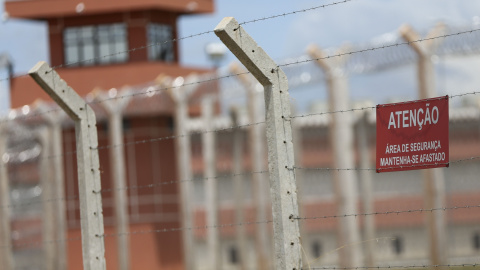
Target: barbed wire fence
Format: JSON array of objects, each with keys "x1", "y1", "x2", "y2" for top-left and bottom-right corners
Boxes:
[{"x1": 0, "y1": 1, "x2": 480, "y2": 270}]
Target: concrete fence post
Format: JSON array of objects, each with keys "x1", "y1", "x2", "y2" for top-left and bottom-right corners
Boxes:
[
  {"x1": 202, "y1": 95, "x2": 221, "y2": 270},
  {"x1": 33, "y1": 101, "x2": 68, "y2": 270},
  {"x1": 357, "y1": 112, "x2": 375, "y2": 267},
  {"x1": 230, "y1": 63, "x2": 271, "y2": 270},
  {"x1": 0, "y1": 120, "x2": 13, "y2": 270},
  {"x1": 168, "y1": 74, "x2": 199, "y2": 270},
  {"x1": 93, "y1": 87, "x2": 132, "y2": 270},
  {"x1": 290, "y1": 104, "x2": 307, "y2": 263},
  {"x1": 215, "y1": 17, "x2": 302, "y2": 270},
  {"x1": 37, "y1": 127, "x2": 56, "y2": 270},
  {"x1": 230, "y1": 106, "x2": 248, "y2": 270},
  {"x1": 308, "y1": 44, "x2": 362, "y2": 268},
  {"x1": 400, "y1": 23, "x2": 447, "y2": 269},
  {"x1": 29, "y1": 61, "x2": 106, "y2": 270}
]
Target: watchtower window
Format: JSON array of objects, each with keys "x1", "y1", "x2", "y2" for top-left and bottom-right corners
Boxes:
[
  {"x1": 64, "y1": 23, "x2": 128, "y2": 66},
  {"x1": 147, "y1": 23, "x2": 174, "y2": 62}
]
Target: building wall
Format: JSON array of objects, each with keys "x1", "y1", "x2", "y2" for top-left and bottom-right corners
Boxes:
[
  {"x1": 47, "y1": 10, "x2": 179, "y2": 67},
  {"x1": 10, "y1": 62, "x2": 212, "y2": 109},
  {"x1": 62, "y1": 115, "x2": 183, "y2": 269},
  {"x1": 187, "y1": 117, "x2": 480, "y2": 268},
  {"x1": 7, "y1": 113, "x2": 480, "y2": 269}
]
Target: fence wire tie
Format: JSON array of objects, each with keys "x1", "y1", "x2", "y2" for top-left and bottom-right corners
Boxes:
[
  {"x1": 285, "y1": 166, "x2": 295, "y2": 171},
  {"x1": 281, "y1": 115, "x2": 292, "y2": 121}
]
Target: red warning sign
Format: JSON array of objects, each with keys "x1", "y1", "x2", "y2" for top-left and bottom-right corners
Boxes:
[{"x1": 376, "y1": 96, "x2": 449, "y2": 173}]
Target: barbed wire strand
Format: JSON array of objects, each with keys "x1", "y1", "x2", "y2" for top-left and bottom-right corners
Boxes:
[
  {"x1": 280, "y1": 28, "x2": 480, "y2": 68},
  {"x1": 0, "y1": 236, "x2": 82, "y2": 250},
  {"x1": 0, "y1": 220, "x2": 273, "y2": 250},
  {"x1": 291, "y1": 105, "x2": 376, "y2": 119},
  {"x1": 0, "y1": 89, "x2": 477, "y2": 210},
  {"x1": 4, "y1": 201, "x2": 480, "y2": 250},
  {"x1": 294, "y1": 155, "x2": 480, "y2": 172},
  {"x1": 4, "y1": 53, "x2": 479, "y2": 131},
  {"x1": 0, "y1": 69, "x2": 248, "y2": 124},
  {"x1": 288, "y1": 92, "x2": 480, "y2": 124},
  {"x1": 238, "y1": 0, "x2": 354, "y2": 27},
  {"x1": 7, "y1": 88, "x2": 479, "y2": 166},
  {"x1": 0, "y1": 0, "x2": 355, "y2": 84},
  {"x1": 4, "y1": 154, "x2": 479, "y2": 210},
  {"x1": 2, "y1": 195, "x2": 78, "y2": 210},
  {"x1": 101, "y1": 219, "x2": 273, "y2": 238},
  {"x1": 3, "y1": 25, "x2": 479, "y2": 121},
  {"x1": 0, "y1": 107, "x2": 65, "y2": 124},
  {"x1": 295, "y1": 204, "x2": 480, "y2": 221},
  {"x1": 75, "y1": 27, "x2": 480, "y2": 108},
  {"x1": 0, "y1": 119, "x2": 266, "y2": 170},
  {"x1": 61, "y1": 90, "x2": 480, "y2": 156},
  {"x1": 449, "y1": 90, "x2": 480, "y2": 99},
  {"x1": 95, "y1": 120, "x2": 265, "y2": 151},
  {"x1": 95, "y1": 170, "x2": 269, "y2": 194},
  {"x1": 0, "y1": 90, "x2": 478, "y2": 209},
  {"x1": 0, "y1": 170, "x2": 268, "y2": 209},
  {"x1": 304, "y1": 264, "x2": 479, "y2": 270},
  {"x1": 2, "y1": 26, "x2": 479, "y2": 126}
]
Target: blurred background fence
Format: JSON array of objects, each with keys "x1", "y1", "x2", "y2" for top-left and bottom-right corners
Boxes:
[{"x1": 1, "y1": 1, "x2": 480, "y2": 270}]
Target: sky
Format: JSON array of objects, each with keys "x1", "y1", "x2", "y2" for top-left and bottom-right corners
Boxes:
[
  {"x1": 178, "y1": 0, "x2": 480, "y2": 66},
  {"x1": 0, "y1": 0, "x2": 480, "y2": 112}
]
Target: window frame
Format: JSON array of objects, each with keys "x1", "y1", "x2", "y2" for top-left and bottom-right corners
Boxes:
[
  {"x1": 147, "y1": 23, "x2": 174, "y2": 62},
  {"x1": 63, "y1": 23, "x2": 129, "y2": 67}
]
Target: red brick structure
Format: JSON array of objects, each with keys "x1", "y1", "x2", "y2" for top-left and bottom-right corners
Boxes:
[{"x1": 5, "y1": 0, "x2": 215, "y2": 269}]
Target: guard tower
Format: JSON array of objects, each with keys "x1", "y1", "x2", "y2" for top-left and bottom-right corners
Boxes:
[{"x1": 6, "y1": 0, "x2": 214, "y2": 107}]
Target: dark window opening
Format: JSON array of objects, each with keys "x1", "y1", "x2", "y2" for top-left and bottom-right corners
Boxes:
[
  {"x1": 101, "y1": 121, "x2": 109, "y2": 132},
  {"x1": 123, "y1": 119, "x2": 131, "y2": 131},
  {"x1": 473, "y1": 233, "x2": 480, "y2": 250},
  {"x1": 64, "y1": 23, "x2": 128, "y2": 66},
  {"x1": 312, "y1": 240, "x2": 322, "y2": 258},
  {"x1": 228, "y1": 246, "x2": 239, "y2": 264},
  {"x1": 392, "y1": 236, "x2": 403, "y2": 255},
  {"x1": 147, "y1": 23, "x2": 174, "y2": 62},
  {"x1": 167, "y1": 116, "x2": 174, "y2": 132}
]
